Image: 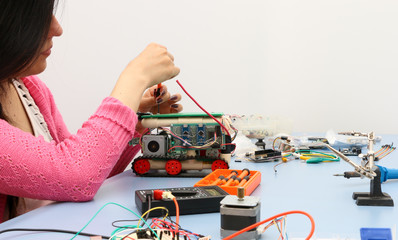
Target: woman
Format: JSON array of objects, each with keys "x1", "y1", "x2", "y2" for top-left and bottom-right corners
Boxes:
[{"x1": 0, "y1": 0, "x2": 182, "y2": 221}]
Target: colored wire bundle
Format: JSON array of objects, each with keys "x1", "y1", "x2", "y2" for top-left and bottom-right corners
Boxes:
[
  {"x1": 293, "y1": 149, "x2": 339, "y2": 163},
  {"x1": 70, "y1": 202, "x2": 158, "y2": 240},
  {"x1": 272, "y1": 136, "x2": 295, "y2": 153},
  {"x1": 375, "y1": 144, "x2": 396, "y2": 160},
  {"x1": 258, "y1": 216, "x2": 287, "y2": 238},
  {"x1": 113, "y1": 196, "x2": 206, "y2": 240}
]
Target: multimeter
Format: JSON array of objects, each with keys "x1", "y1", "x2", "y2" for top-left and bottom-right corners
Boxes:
[{"x1": 135, "y1": 186, "x2": 229, "y2": 216}]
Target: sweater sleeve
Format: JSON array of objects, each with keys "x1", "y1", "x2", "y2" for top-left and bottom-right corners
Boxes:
[{"x1": 0, "y1": 93, "x2": 138, "y2": 202}]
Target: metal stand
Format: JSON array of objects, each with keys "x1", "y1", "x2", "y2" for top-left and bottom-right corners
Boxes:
[{"x1": 352, "y1": 167, "x2": 394, "y2": 206}]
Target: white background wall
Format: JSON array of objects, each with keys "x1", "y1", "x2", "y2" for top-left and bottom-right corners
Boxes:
[{"x1": 40, "y1": 0, "x2": 398, "y2": 135}]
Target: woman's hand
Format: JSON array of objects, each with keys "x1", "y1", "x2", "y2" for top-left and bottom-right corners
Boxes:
[
  {"x1": 111, "y1": 43, "x2": 180, "y2": 111},
  {"x1": 138, "y1": 84, "x2": 183, "y2": 114},
  {"x1": 135, "y1": 84, "x2": 183, "y2": 134}
]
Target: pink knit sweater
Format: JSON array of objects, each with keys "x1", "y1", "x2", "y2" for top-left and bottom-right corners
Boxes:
[{"x1": 0, "y1": 75, "x2": 141, "y2": 222}]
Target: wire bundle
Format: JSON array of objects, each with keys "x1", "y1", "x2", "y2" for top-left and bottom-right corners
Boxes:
[
  {"x1": 257, "y1": 216, "x2": 287, "y2": 240},
  {"x1": 375, "y1": 144, "x2": 396, "y2": 160}
]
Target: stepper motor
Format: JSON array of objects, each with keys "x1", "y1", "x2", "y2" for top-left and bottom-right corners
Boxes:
[{"x1": 220, "y1": 187, "x2": 261, "y2": 240}]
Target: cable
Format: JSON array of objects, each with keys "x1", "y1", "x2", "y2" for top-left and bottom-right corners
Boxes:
[
  {"x1": 176, "y1": 80, "x2": 231, "y2": 136},
  {"x1": 222, "y1": 210, "x2": 315, "y2": 240},
  {"x1": 137, "y1": 206, "x2": 169, "y2": 227},
  {"x1": 173, "y1": 197, "x2": 180, "y2": 231},
  {"x1": 71, "y1": 202, "x2": 158, "y2": 240},
  {"x1": 151, "y1": 190, "x2": 180, "y2": 238},
  {"x1": 141, "y1": 193, "x2": 153, "y2": 227},
  {"x1": 0, "y1": 228, "x2": 110, "y2": 239},
  {"x1": 111, "y1": 220, "x2": 139, "y2": 228},
  {"x1": 375, "y1": 144, "x2": 396, "y2": 160},
  {"x1": 294, "y1": 149, "x2": 339, "y2": 163}
]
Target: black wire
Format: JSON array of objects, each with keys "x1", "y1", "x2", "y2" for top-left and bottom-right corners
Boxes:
[
  {"x1": 0, "y1": 228, "x2": 111, "y2": 239},
  {"x1": 141, "y1": 195, "x2": 152, "y2": 227},
  {"x1": 111, "y1": 219, "x2": 139, "y2": 228}
]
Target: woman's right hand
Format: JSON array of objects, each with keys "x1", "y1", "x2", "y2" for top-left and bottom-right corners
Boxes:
[
  {"x1": 110, "y1": 43, "x2": 180, "y2": 111},
  {"x1": 123, "y1": 43, "x2": 180, "y2": 88}
]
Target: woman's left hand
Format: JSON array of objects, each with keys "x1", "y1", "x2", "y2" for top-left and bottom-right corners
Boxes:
[
  {"x1": 138, "y1": 84, "x2": 183, "y2": 114},
  {"x1": 135, "y1": 85, "x2": 183, "y2": 133}
]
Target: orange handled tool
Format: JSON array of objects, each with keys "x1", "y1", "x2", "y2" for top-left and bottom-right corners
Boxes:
[
  {"x1": 222, "y1": 175, "x2": 238, "y2": 187},
  {"x1": 237, "y1": 176, "x2": 250, "y2": 187},
  {"x1": 237, "y1": 168, "x2": 250, "y2": 179},
  {"x1": 210, "y1": 170, "x2": 238, "y2": 186},
  {"x1": 211, "y1": 175, "x2": 226, "y2": 185}
]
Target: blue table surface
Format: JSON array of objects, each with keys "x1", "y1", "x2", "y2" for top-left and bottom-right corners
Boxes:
[{"x1": 1, "y1": 134, "x2": 398, "y2": 240}]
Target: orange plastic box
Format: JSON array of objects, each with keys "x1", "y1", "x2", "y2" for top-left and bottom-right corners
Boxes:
[{"x1": 194, "y1": 169, "x2": 261, "y2": 196}]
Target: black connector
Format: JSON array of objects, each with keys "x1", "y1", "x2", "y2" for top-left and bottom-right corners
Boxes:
[
  {"x1": 137, "y1": 112, "x2": 153, "y2": 120},
  {"x1": 136, "y1": 229, "x2": 150, "y2": 239}
]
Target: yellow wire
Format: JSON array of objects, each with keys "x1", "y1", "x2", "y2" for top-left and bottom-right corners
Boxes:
[
  {"x1": 273, "y1": 219, "x2": 282, "y2": 236},
  {"x1": 137, "y1": 207, "x2": 169, "y2": 227}
]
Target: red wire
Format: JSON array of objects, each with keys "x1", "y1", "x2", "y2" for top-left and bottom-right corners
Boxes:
[
  {"x1": 222, "y1": 210, "x2": 315, "y2": 240},
  {"x1": 176, "y1": 80, "x2": 230, "y2": 136},
  {"x1": 173, "y1": 197, "x2": 180, "y2": 233}
]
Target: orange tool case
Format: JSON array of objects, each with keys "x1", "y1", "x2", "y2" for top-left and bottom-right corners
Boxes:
[{"x1": 194, "y1": 169, "x2": 261, "y2": 196}]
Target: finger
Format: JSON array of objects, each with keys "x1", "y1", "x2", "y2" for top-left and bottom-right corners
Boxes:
[
  {"x1": 170, "y1": 104, "x2": 183, "y2": 113},
  {"x1": 157, "y1": 43, "x2": 167, "y2": 49},
  {"x1": 168, "y1": 93, "x2": 182, "y2": 103},
  {"x1": 157, "y1": 91, "x2": 170, "y2": 103},
  {"x1": 159, "y1": 85, "x2": 168, "y2": 97},
  {"x1": 167, "y1": 52, "x2": 174, "y2": 62},
  {"x1": 149, "y1": 42, "x2": 166, "y2": 50}
]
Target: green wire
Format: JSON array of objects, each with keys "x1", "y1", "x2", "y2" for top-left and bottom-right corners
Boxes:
[
  {"x1": 295, "y1": 149, "x2": 340, "y2": 163},
  {"x1": 296, "y1": 149, "x2": 339, "y2": 158},
  {"x1": 70, "y1": 202, "x2": 159, "y2": 240},
  {"x1": 110, "y1": 225, "x2": 138, "y2": 240}
]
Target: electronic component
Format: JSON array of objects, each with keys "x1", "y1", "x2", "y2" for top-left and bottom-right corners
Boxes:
[
  {"x1": 131, "y1": 113, "x2": 236, "y2": 176},
  {"x1": 339, "y1": 146, "x2": 362, "y2": 156},
  {"x1": 112, "y1": 229, "x2": 211, "y2": 240},
  {"x1": 243, "y1": 149, "x2": 282, "y2": 162},
  {"x1": 135, "y1": 186, "x2": 229, "y2": 216},
  {"x1": 220, "y1": 188, "x2": 261, "y2": 240},
  {"x1": 253, "y1": 149, "x2": 281, "y2": 162},
  {"x1": 307, "y1": 137, "x2": 329, "y2": 149},
  {"x1": 142, "y1": 135, "x2": 168, "y2": 156}
]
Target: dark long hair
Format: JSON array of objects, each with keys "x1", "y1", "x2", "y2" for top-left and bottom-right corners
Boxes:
[{"x1": 0, "y1": 0, "x2": 56, "y2": 220}]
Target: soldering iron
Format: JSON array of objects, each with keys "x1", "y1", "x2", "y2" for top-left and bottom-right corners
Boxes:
[{"x1": 335, "y1": 165, "x2": 398, "y2": 183}]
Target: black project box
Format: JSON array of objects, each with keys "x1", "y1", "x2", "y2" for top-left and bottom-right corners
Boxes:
[{"x1": 135, "y1": 186, "x2": 229, "y2": 216}]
